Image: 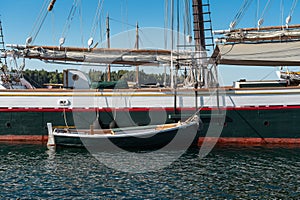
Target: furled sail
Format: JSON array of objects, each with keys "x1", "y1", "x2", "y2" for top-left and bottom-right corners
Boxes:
[
  {"x1": 212, "y1": 40, "x2": 300, "y2": 66},
  {"x1": 214, "y1": 25, "x2": 300, "y2": 43},
  {"x1": 5, "y1": 45, "x2": 194, "y2": 66},
  {"x1": 213, "y1": 23, "x2": 300, "y2": 66}
]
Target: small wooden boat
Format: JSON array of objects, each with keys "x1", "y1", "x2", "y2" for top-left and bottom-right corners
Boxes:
[{"x1": 47, "y1": 115, "x2": 200, "y2": 150}]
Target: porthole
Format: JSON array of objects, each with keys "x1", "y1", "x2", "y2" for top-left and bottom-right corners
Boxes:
[
  {"x1": 6, "y1": 122, "x2": 11, "y2": 128},
  {"x1": 72, "y1": 74, "x2": 79, "y2": 81},
  {"x1": 264, "y1": 121, "x2": 270, "y2": 127}
]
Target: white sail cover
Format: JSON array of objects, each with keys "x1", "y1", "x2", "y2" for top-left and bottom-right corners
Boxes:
[
  {"x1": 6, "y1": 45, "x2": 195, "y2": 66},
  {"x1": 212, "y1": 40, "x2": 300, "y2": 66}
]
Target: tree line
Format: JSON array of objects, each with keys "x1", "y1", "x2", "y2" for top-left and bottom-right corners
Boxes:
[
  {"x1": 21, "y1": 69, "x2": 184, "y2": 87},
  {"x1": 22, "y1": 69, "x2": 63, "y2": 88},
  {"x1": 88, "y1": 69, "x2": 173, "y2": 84}
]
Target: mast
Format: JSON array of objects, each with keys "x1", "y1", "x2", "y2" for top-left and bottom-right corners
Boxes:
[
  {"x1": 192, "y1": 0, "x2": 214, "y2": 88},
  {"x1": 106, "y1": 14, "x2": 111, "y2": 82},
  {"x1": 192, "y1": 0, "x2": 205, "y2": 88},
  {"x1": 170, "y1": 0, "x2": 174, "y2": 88},
  {"x1": 192, "y1": 0, "x2": 206, "y2": 51},
  {"x1": 0, "y1": 19, "x2": 7, "y2": 65},
  {"x1": 135, "y1": 22, "x2": 139, "y2": 86},
  {"x1": 48, "y1": 0, "x2": 57, "y2": 11}
]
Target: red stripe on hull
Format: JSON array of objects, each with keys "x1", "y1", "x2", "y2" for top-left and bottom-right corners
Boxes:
[
  {"x1": 0, "y1": 105, "x2": 300, "y2": 112},
  {"x1": 0, "y1": 135, "x2": 48, "y2": 143},
  {"x1": 0, "y1": 135, "x2": 300, "y2": 147}
]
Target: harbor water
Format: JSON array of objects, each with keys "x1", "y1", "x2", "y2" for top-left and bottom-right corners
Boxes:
[{"x1": 0, "y1": 143, "x2": 299, "y2": 199}]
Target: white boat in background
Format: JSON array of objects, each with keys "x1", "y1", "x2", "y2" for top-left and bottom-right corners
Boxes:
[{"x1": 278, "y1": 70, "x2": 300, "y2": 85}]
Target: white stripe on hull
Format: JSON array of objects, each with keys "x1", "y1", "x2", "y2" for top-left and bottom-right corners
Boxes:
[{"x1": 0, "y1": 88, "x2": 298, "y2": 109}]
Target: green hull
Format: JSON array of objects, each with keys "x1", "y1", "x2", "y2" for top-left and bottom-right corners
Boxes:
[{"x1": 0, "y1": 106, "x2": 300, "y2": 141}]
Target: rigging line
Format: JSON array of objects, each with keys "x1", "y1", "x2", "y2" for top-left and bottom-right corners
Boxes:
[
  {"x1": 31, "y1": 0, "x2": 53, "y2": 43},
  {"x1": 90, "y1": 0, "x2": 105, "y2": 39},
  {"x1": 61, "y1": 0, "x2": 79, "y2": 39},
  {"x1": 259, "y1": 68, "x2": 277, "y2": 80},
  {"x1": 171, "y1": 0, "x2": 174, "y2": 50},
  {"x1": 63, "y1": 108, "x2": 69, "y2": 128},
  {"x1": 124, "y1": 0, "x2": 132, "y2": 48},
  {"x1": 177, "y1": 0, "x2": 180, "y2": 52},
  {"x1": 280, "y1": 0, "x2": 284, "y2": 25},
  {"x1": 78, "y1": 0, "x2": 85, "y2": 48},
  {"x1": 289, "y1": 0, "x2": 298, "y2": 16},
  {"x1": 125, "y1": 0, "x2": 129, "y2": 30},
  {"x1": 119, "y1": 0, "x2": 129, "y2": 32},
  {"x1": 259, "y1": 0, "x2": 272, "y2": 19},
  {"x1": 32, "y1": 12, "x2": 49, "y2": 44},
  {"x1": 183, "y1": 0, "x2": 187, "y2": 49},
  {"x1": 90, "y1": 0, "x2": 102, "y2": 38},
  {"x1": 98, "y1": 13, "x2": 104, "y2": 44},
  {"x1": 232, "y1": 0, "x2": 245, "y2": 23},
  {"x1": 232, "y1": 0, "x2": 253, "y2": 27},
  {"x1": 234, "y1": 109, "x2": 268, "y2": 144},
  {"x1": 51, "y1": 10, "x2": 56, "y2": 44},
  {"x1": 29, "y1": 0, "x2": 50, "y2": 37},
  {"x1": 187, "y1": 0, "x2": 192, "y2": 35},
  {"x1": 108, "y1": 17, "x2": 135, "y2": 27},
  {"x1": 238, "y1": 0, "x2": 254, "y2": 25},
  {"x1": 185, "y1": 0, "x2": 191, "y2": 35},
  {"x1": 120, "y1": 0, "x2": 123, "y2": 31},
  {"x1": 256, "y1": 0, "x2": 259, "y2": 26},
  {"x1": 164, "y1": 0, "x2": 169, "y2": 49},
  {"x1": 236, "y1": 0, "x2": 250, "y2": 19}
]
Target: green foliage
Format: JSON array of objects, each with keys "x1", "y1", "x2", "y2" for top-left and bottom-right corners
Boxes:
[
  {"x1": 88, "y1": 69, "x2": 184, "y2": 85},
  {"x1": 22, "y1": 69, "x2": 63, "y2": 88},
  {"x1": 22, "y1": 68, "x2": 185, "y2": 88}
]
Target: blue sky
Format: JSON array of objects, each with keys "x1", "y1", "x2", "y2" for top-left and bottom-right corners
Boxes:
[{"x1": 1, "y1": 0, "x2": 300, "y2": 85}]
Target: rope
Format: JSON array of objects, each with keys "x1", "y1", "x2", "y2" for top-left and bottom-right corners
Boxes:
[
  {"x1": 164, "y1": 0, "x2": 169, "y2": 49},
  {"x1": 78, "y1": 0, "x2": 84, "y2": 48},
  {"x1": 284, "y1": 0, "x2": 298, "y2": 26},
  {"x1": 259, "y1": 0, "x2": 272, "y2": 20},
  {"x1": 29, "y1": 0, "x2": 48, "y2": 37},
  {"x1": 29, "y1": 0, "x2": 50, "y2": 43},
  {"x1": 63, "y1": 108, "x2": 69, "y2": 129},
  {"x1": 177, "y1": 0, "x2": 180, "y2": 52},
  {"x1": 185, "y1": 0, "x2": 191, "y2": 36},
  {"x1": 61, "y1": 0, "x2": 79, "y2": 40},
  {"x1": 280, "y1": 0, "x2": 284, "y2": 25},
  {"x1": 256, "y1": 0, "x2": 272, "y2": 28},
  {"x1": 108, "y1": 17, "x2": 135, "y2": 27},
  {"x1": 259, "y1": 68, "x2": 277, "y2": 80},
  {"x1": 90, "y1": 0, "x2": 105, "y2": 40},
  {"x1": 289, "y1": 0, "x2": 298, "y2": 17},
  {"x1": 51, "y1": 10, "x2": 56, "y2": 44},
  {"x1": 234, "y1": 109, "x2": 268, "y2": 144},
  {"x1": 256, "y1": 0, "x2": 260, "y2": 26},
  {"x1": 230, "y1": 0, "x2": 253, "y2": 29}
]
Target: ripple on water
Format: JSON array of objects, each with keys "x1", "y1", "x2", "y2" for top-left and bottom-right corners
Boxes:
[{"x1": 0, "y1": 144, "x2": 299, "y2": 199}]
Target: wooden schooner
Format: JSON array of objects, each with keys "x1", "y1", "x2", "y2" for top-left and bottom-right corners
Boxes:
[{"x1": 1, "y1": 0, "x2": 300, "y2": 146}]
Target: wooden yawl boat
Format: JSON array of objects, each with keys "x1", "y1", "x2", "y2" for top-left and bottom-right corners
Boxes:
[
  {"x1": 1, "y1": 0, "x2": 300, "y2": 146},
  {"x1": 46, "y1": 115, "x2": 200, "y2": 149}
]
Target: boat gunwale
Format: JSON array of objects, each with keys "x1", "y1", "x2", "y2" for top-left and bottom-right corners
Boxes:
[{"x1": 52, "y1": 121, "x2": 198, "y2": 139}]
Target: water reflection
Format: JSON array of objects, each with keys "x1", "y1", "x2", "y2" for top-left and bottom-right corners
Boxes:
[{"x1": 0, "y1": 144, "x2": 299, "y2": 199}]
